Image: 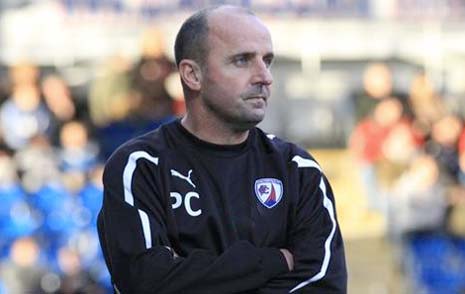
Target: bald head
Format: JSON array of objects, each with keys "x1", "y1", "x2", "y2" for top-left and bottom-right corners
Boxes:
[{"x1": 174, "y1": 5, "x2": 255, "y2": 68}]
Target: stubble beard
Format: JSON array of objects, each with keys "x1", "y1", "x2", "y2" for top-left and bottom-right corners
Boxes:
[
  {"x1": 201, "y1": 91, "x2": 267, "y2": 133},
  {"x1": 199, "y1": 71, "x2": 270, "y2": 131}
]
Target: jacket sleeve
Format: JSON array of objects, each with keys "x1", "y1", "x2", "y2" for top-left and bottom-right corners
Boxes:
[
  {"x1": 98, "y1": 148, "x2": 289, "y2": 294},
  {"x1": 257, "y1": 155, "x2": 347, "y2": 293}
]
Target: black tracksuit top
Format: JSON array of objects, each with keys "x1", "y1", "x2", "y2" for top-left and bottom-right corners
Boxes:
[{"x1": 98, "y1": 120, "x2": 347, "y2": 294}]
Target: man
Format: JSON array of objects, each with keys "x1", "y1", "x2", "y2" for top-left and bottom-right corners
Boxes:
[{"x1": 98, "y1": 5, "x2": 347, "y2": 293}]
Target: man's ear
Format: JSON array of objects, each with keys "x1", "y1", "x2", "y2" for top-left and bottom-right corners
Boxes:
[{"x1": 179, "y1": 60, "x2": 202, "y2": 91}]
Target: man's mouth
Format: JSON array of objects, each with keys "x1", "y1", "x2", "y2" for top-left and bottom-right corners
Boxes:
[{"x1": 246, "y1": 96, "x2": 267, "y2": 101}]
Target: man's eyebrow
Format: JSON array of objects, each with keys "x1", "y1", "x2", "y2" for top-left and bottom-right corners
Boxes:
[
  {"x1": 230, "y1": 52, "x2": 255, "y2": 59},
  {"x1": 263, "y1": 52, "x2": 274, "y2": 60},
  {"x1": 230, "y1": 51, "x2": 274, "y2": 59}
]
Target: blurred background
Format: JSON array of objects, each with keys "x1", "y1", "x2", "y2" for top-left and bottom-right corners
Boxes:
[{"x1": 0, "y1": 0, "x2": 465, "y2": 293}]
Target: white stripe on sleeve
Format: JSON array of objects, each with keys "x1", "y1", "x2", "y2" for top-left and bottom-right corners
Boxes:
[
  {"x1": 290, "y1": 155, "x2": 337, "y2": 293},
  {"x1": 122, "y1": 151, "x2": 159, "y2": 249},
  {"x1": 292, "y1": 155, "x2": 322, "y2": 172},
  {"x1": 138, "y1": 209, "x2": 152, "y2": 249}
]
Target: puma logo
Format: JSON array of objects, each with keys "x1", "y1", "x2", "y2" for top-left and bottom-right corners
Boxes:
[{"x1": 170, "y1": 169, "x2": 196, "y2": 188}]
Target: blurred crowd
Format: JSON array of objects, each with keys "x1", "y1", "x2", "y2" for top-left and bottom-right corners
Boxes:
[
  {"x1": 0, "y1": 30, "x2": 465, "y2": 292},
  {"x1": 349, "y1": 63, "x2": 465, "y2": 292},
  {"x1": 0, "y1": 31, "x2": 182, "y2": 293}
]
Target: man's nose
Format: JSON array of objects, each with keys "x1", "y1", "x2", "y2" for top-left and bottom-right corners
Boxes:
[{"x1": 252, "y1": 60, "x2": 273, "y2": 86}]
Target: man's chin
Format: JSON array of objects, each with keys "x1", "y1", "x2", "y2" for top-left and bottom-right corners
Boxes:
[
  {"x1": 250, "y1": 111, "x2": 266, "y2": 124},
  {"x1": 234, "y1": 115, "x2": 265, "y2": 131}
]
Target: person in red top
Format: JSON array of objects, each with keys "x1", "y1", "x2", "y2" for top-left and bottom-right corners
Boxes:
[{"x1": 350, "y1": 97, "x2": 412, "y2": 209}]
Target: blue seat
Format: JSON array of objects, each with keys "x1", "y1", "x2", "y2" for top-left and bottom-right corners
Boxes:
[{"x1": 407, "y1": 234, "x2": 465, "y2": 293}]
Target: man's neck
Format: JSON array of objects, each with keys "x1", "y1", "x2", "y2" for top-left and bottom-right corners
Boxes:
[{"x1": 180, "y1": 113, "x2": 250, "y2": 145}]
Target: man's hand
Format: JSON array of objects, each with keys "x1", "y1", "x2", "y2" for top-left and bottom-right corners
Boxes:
[{"x1": 279, "y1": 248, "x2": 294, "y2": 271}]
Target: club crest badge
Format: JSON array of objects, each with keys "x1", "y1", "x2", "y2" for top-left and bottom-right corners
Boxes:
[{"x1": 254, "y1": 178, "x2": 283, "y2": 209}]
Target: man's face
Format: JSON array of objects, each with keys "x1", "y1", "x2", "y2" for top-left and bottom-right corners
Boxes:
[{"x1": 199, "y1": 11, "x2": 274, "y2": 131}]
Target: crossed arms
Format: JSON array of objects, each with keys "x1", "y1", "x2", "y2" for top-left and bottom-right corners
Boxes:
[{"x1": 98, "y1": 150, "x2": 347, "y2": 293}]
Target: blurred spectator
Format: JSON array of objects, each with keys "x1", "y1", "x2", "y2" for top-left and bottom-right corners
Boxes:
[
  {"x1": 88, "y1": 55, "x2": 132, "y2": 128},
  {"x1": 425, "y1": 114, "x2": 463, "y2": 180},
  {"x1": 9, "y1": 62, "x2": 38, "y2": 86},
  {"x1": 0, "y1": 237, "x2": 48, "y2": 294},
  {"x1": 41, "y1": 74, "x2": 77, "y2": 145},
  {"x1": 14, "y1": 135, "x2": 60, "y2": 193},
  {"x1": 55, "y1": 246, "x2": 104, "y2": 294},
  {"x1": 349, "y1": 97, "x2": 408, "y2": 208},
  {"x1": 58, "y1": 120, "x2": 99, "y2": 174},
  {"x1": 0, "y1": 151, "x2": 38, "y2": 256},
  {"x1": 61, "y1": 171, "x2": 87, "y2": 197},
  {"x1": 130, "y1": 28, "x2": 176, "y2": 122},
  {"x1": 94, "y1": 29, "x2": 177, "y2": 159},
  {"x1": 66, "y1": 229, "x2": 111, "y2": 292},
  {"x1": 382, "y1": 122, "x2": 422, "y2": 165},
  {"x1": 408, "y1": 72, "x2": 446, "y2": 136},
  {"x1": 58, "y1": 120, "x2": 100, "y2": 196},
  {"x1": 379, "y1": 117, "x2": 424, "y2": 188},
  {"x1": 0, "y1": 63, "x2": 52, "y2": 150},
  {"x1": 352, "y1": 63, "x2": 394, "y2": 122},
  {"x1": 387, "y1": 153, "x2": 448, "y2": 237},
  {"x1": 41, "y1": 74, "x2": 76, "y2": 123}
]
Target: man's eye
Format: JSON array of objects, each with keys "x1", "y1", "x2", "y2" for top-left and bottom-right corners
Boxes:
[
  {"x1": 264, "y1": 57, "x2": 274, "y2": 68},
  {"x1": 234, "y1": 56, "x2": 249, "y2": 66}
]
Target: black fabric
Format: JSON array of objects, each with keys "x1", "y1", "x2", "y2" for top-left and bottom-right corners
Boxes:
[{"x1": 98, "y1": 120, "x2": 347, "y2": 293}]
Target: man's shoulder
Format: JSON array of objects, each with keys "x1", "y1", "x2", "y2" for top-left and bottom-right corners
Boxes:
[
  {"x1": 254, "y1": 127, "x2": 313, "y2": 159},
  {"x1": 105, "y1": 123, "x2": 173, "y2": 167},
  {"x1": 257, "y1": 128, "x2": 319, "y2": 166}
]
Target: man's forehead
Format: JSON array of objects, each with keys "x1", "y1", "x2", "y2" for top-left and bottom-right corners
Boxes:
[
  {"x1": 207, "y1": 9, "x2": 272, "y2": 48},
  {"x1": 208, "y1": 8, "x2": 264, "y2": 30}
]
